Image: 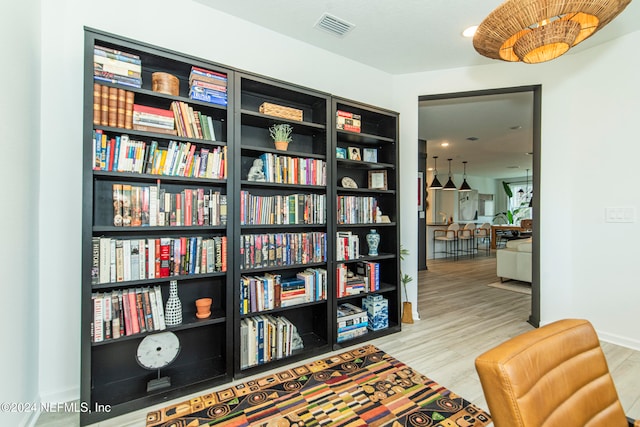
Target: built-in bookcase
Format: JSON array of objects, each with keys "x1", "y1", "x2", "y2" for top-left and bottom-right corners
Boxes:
[
  {"x1": 232, "y1": 73, "x2": 333, "y2": 378},
  {"x1": 81, "y1": 29, "x2": 234, "y2": 425},
  {"x1": 81, "y1": 28, "x2": 400, "y2": 425},
  {"x1": 331, "y1": 98, "x2": 401, "y2": 349}
]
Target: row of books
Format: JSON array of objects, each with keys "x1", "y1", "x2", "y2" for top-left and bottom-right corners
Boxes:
[
  {"x1": 111, "y1": 184, "x2": 227, "y2": 227},
  {"x1": 93, "y1": 131, "x2": 227, "y2": 179},
  {"x1": 336, "y1": 261, "x2": 380, "y2": 298},
  {"x1": 239, "y1": 191, "x2": 326, "y2": 225},
  {"x1": 337, "y1": 195, "x2": 380, "y2": 224},
  {"x1": 336, "y1": 303, "x2": 368, "y2": 342},
  {"x1": 92, "y1": 236, "x2": 227, "y2": 285},
  {"x1": 240, "y1": 232, "x2": 327, "y2": 270},
  {"x1": 189, "y1": 66, "x2": 228, "y2": 106},
  {"x1": 93, "y1": 45, "x2": 142, "y2": 88},
  {"x1": 336, "y1": 231, "x2": 360, "y2": 261},
  {"x1": 93, "y1": 83, "x2": 135, "y2": 129},
  {"x1": 239, "y1": 268, "x2": 327, "y2": 314},
  {"x1": 258, "y1": 153, "x2": 326, "y2": 186},
  {"x1": 336, "y1": 110, "x2": 361, "y2": 133},
  {"x1": 170, "y1": 101, "x2": 218, "y2": 140},
  {"x1": 240, "y1": 314, "x2": 299, "y2": 369},
  {"x1": 91, "y1": 285, "x2": 165, "y2": 343}
]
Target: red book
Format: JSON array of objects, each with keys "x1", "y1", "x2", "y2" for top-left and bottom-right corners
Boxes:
[
  {"x1": 122, "y1": 290, "x2": 132, "y2": 336},
  {"x1": 159, "y1": 238, "x2": 171, "y2": 277},
  {"x1": 184, "y1": 189, "x2": 193, "y2": 226},
  {"x1": 154, "y1": 239, "x2": 161, "y2": 278},
  {"x1": 221, "y1": 236, "x2": 227, "y2": 272},
  {"x1": 108, "y1": 138, "x2": 116, "y2": 171},
  {"x1": 127, "y1": 290, "x2": 140, "y2": 334}
]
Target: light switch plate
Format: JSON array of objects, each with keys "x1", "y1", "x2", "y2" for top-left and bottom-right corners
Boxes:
[{"x1": 605, "y1": 207, "x2": 636, "y2": 223}]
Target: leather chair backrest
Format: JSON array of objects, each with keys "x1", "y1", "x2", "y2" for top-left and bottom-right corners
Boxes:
[{"x1": 475, "y1": 319, "x2": 628, "y2": 427}]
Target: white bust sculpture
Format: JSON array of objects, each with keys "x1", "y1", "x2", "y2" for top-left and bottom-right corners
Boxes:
[{"x1": 247, "y1": 158, "x2": 266, "y2": 182}]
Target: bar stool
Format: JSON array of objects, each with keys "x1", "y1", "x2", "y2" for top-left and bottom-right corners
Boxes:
[
  {"x1": 434, "y1": 223, "x2": 460, "y2": 260},
  {"x1": 457, "y1": 223, "x2": 476, "y2": 257},
  {"x1": 475, "y1": 223, "x2": 492, "y2": 255}
]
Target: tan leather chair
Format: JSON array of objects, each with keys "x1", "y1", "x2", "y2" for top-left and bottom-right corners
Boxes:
[{"x1": 475, "y1": 319, "x2": 639, "y2": 427}]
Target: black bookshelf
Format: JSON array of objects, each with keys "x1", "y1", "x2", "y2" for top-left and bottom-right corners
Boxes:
[
  {"x1": 81, "y1": 29, "x2": 234, "y2": 425},
  {"x1": 81, "y1": 28, "x2": 401, "y2": 425},
  {"x1": 232, "y1": 72, "x2": 333, "y2": 378},
  {"x1": 331, "y1": 97, "x2": 401, "y2": 349}
]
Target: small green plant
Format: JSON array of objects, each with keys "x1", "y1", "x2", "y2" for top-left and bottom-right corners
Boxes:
[
  {"x1": 400, "y1": 246, "x2": 413, "y2": 301},
  {"x1": 269, "y1": 123, "x2": 294, "y2": 143}
]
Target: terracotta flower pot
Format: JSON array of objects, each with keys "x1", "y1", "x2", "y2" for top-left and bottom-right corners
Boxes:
[
  {"x1": 274, "y1": 141, "x2": 289, "y2": 151},
  {"x1": 195, "y1": 298, "x2": 212, "y2": 319}
]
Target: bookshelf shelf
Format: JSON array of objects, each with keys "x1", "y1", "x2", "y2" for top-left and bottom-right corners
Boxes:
[
  {"x1": 82, "y1": 28, "x2": 400, "y2": 425},
  {"x1": 91, "y1": 310, "x2": 227, "y2": 346}
]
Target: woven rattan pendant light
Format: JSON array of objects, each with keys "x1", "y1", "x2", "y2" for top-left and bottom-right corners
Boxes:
[{"x1": 473, "y1": 0, "x2": 631, "y2": 64}]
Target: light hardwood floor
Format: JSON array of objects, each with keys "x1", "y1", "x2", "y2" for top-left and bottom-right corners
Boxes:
[{"x1": 37, "y1": 254, "x2": 640, "y2": 426}]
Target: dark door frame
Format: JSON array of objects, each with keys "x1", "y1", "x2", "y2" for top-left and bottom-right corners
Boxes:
[{"x1": 418, "y1": 85, "x2": 541, "y2": 327}]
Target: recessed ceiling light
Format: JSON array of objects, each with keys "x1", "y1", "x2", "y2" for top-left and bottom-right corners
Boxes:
[
  {"x1": 462, "y1": 25, "x2": 478, "y2": 38},
  {"x1": 466, "y1": 136, "x2": 479, "y2": 141},
  {"x1": 509, "y1": 125, "x2": 522, "y2": 130},
  {"x1": 525, "y1": 152, "x2": 533, "y2": 155},
  {"x1": 441, "y1": 142, "x2": 449, "y2": 147}
]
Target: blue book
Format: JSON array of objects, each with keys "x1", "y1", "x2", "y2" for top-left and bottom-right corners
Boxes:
[{"x1": 112, "y1": 136, "x2": 121, "y2": 172}]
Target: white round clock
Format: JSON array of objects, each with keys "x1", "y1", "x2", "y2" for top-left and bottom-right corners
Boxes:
[{"x1": 136, "y1": 331, "x2": 181, "y2": 370}]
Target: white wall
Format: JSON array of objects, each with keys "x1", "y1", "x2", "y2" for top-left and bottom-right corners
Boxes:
[
  {"x1": 38, "y1": 0, "x2": 396, "y2": 403},
  {"x1": 1, "y1": 1, "x2": 41, "y2": 426},
  {"x1": 392, "y1": 31, "x2": 640, "y2": 349}
]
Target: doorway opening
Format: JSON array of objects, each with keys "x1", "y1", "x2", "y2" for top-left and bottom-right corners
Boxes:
[{"x1": 418, "y1": 85, "x2": 541, "y2": 326}]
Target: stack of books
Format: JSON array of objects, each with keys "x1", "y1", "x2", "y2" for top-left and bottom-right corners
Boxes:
[
  {"x1": 132, "y1": 104, "x2": 176, "y2": 135},
  {"x1": 336, "y1": 263, "x2": 370, "y2": 297},
  {"x1": 336, "y1": 110, "x2": 361, "y2": 133},
  {"x1": 336, "y1": 303, "x2": 368, "y2": 342},
  {"x1": 94, "y1": 45, "x2": 142, "y2": 88},
  {"x1": 189, "y1": 66, "x2": 228, "y2": 106}
]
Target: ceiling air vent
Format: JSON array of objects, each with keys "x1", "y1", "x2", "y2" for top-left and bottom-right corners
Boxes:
[{"x1": 315, "y1": 13, "x2": 355, "y2": 37}]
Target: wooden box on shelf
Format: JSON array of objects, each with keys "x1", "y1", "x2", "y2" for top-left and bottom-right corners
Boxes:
[{"x1": 259, "y1": 102, "x2": 303, "y2": 121}]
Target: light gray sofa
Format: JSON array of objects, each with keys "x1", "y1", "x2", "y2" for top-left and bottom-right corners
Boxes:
[{"x1": 496, "y1": 238, "x2": 532, "y2": 283}]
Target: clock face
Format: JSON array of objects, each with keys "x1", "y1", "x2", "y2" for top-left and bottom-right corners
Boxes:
[{"x1": 136, "y1": 332, "x2": 181, "y2": 370}]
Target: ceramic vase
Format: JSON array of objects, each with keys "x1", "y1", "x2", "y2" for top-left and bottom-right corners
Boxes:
[
  {"x1": 195, "y1": 297, "x2": 212, "y2": 319},
  {"x1": 366, "y1": 229, "x2": 380, "y2": 256},
  {"x1": 165, "y1": 280, "x2": 183, "y2": 326}
]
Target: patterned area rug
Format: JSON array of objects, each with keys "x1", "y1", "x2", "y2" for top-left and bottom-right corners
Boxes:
[
  {"x1": 146, "y1": 344, "x2": 491, "y2": 427},
  {"x1": 487, "y1": 280, "x2": 531, "y2": 295}
]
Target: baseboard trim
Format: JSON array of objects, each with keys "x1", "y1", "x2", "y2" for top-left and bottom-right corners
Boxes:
[{"x1": 598, "y1": 331, "x2": 640, "y2": 352}]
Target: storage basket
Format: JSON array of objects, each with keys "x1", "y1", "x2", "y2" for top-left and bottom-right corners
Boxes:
[{"x1": 259, "y1": 102, "x2": 303, "y2": 121}]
